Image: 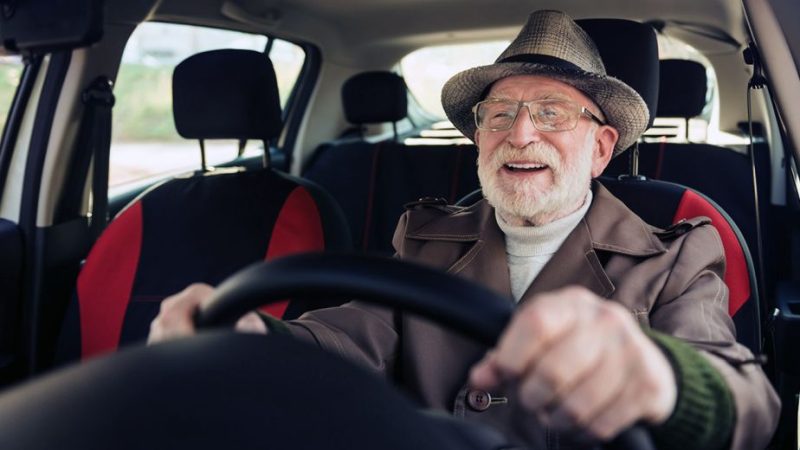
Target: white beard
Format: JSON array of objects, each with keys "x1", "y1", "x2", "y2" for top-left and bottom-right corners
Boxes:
[{"x1": 478, "y1": 130, "x2": 595, "y2": 225}]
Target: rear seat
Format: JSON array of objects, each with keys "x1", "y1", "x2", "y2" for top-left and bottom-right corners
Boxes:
[
  {"x1": 604, "y1": 59, "x2": 772, "y2": 287},
  {"x1": 303, "y1": 71, "x2": 479, "y2": 254}
]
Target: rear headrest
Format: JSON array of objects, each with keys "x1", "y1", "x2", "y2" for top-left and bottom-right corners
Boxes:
[
  {"x1": 656, "y1": 59, "x2": 708, "y2": 118},
  {"x1": 577, "y1": 19, "x2": 660, "y2": 129},
  {"x1": 341, "y1": 71, "x2": 407, "y2": 125},
  {"x1": 172, "y1": 49, "x2": 282, "y2": 141}
]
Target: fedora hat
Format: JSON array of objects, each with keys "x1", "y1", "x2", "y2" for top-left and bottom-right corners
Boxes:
[{"x1": 441, "y1": 10, "x2": 649, "y2": 155}]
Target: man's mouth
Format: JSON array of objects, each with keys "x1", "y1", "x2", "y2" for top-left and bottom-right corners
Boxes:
[{"x1": 502, "y1": 163, "x2": 549, "y2": 173}]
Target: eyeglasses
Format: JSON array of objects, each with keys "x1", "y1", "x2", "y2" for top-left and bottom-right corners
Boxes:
[{"x1": 472, "y1": 98, "x2": 606, "y2": 132}]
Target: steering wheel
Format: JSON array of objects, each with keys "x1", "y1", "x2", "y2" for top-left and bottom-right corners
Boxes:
[
  {"x1": 0, "y1": 253, "x2": 653, "y2": 449},
  {"x1": 195, "y1": 253, "x2": 655, "y2": 450}
]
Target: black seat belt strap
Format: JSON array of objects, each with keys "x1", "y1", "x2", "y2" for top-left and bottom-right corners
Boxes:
[{"x1": 82, "y1": 77, "x2": 115, "y2": 240}]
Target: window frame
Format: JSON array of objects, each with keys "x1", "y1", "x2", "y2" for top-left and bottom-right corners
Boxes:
[
  {"x1": 107, "y1": 21, "x2": 318, "y2": 188},
  {"x1": 0, "y1": 55, "x2": 40, "y2": 202}
]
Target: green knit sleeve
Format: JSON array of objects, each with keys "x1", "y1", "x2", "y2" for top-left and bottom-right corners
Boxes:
[{"x1": 643, "y1": 328, "x2": 735, "y2": 450}]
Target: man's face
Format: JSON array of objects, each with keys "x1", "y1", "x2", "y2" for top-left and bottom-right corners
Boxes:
[{"x1": 475, "y1": 75, "x2": 617, "y2": 226}]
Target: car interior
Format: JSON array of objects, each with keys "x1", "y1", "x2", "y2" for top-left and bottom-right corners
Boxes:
[{"x1": 0, "y1": 0, "x2": 797, "y2": 448}]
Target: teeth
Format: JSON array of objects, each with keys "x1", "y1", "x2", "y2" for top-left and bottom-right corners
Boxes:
[{"x1": 505, "y1": 163, "x2": 546, "y2": 170}]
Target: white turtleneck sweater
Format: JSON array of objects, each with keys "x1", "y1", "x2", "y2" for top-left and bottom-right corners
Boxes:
[{"x1": 496, "y1": 191, "x2": 593, "y2": 302}]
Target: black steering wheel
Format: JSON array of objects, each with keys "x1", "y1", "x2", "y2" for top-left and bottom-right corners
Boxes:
[
  {"x1": 0, "y1": 253, "x2": 653, "y2": 450},
  {"x1": 195, "y1": 253, "x2": 654, "y2": 450}
]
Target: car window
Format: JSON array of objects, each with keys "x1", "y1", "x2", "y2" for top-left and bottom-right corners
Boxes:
[
  {"x1": 401, "y1": 36, "x2": 744, "y2": 146},
  {"x1": 0, "y1": 55, "x2": 25, "y2": 133},
  {"x1": 110, "y1": 23, "x2": 305, "y2": 188},
  {"x1": 401, "y1": 41, "x2": 509, "y2": 119}
]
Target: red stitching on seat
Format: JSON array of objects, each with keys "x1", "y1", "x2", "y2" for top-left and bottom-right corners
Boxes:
[{"x1": 361, "y1": 143, "x2": 382, "y2": 250}]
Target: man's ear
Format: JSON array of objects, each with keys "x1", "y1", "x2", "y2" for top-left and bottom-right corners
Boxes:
[
  {"x1": 474, "y1": 130, "x2": 481, "y2": 146},
  {"x1": 590, "y1": 125, "x2": 619, "y2": 178}
]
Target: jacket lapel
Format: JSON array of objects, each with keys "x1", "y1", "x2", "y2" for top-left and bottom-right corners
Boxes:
[
  {"x1": 519, "y1": 182, "x2": 666, "y2": 304},
  {"x1": 405, "y1": 200, "x2": 513, "y2": 300},
  {"x1": 403, "y1": 182, "x2": 665, "y2": 306},
  {"x1": 452, "y1": 205, "x2": 513, "y2": 299},
  {"x1": 521, "y1": 220, "x2": 614, "y2": 302}
]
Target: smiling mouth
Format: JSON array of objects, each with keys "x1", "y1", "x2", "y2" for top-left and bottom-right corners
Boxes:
[{"x1": 503, "y1": 163, "x2": 549, "y2": 173}]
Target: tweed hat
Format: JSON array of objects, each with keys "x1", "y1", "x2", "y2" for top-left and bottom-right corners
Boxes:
[{"x1": 441, "y1": 10, "x2": 649, "y2": 156}]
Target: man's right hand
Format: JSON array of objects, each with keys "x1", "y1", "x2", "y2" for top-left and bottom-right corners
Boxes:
[{"x1": 147, "y1": 283, "x2": 268, "y2": 344}]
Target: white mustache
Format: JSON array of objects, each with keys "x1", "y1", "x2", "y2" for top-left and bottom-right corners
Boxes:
[{"x1": 487, "y1": 142, "x2": 561, "y2": 170}]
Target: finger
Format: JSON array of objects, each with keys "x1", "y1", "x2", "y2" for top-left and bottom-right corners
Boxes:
[
  {"x1": 516, "y1": 321, "x2": 606, "y2": 412},
  {"x1": 148, "y1": 283, "x2": 214, "y2": 344},
  {"x1": 235, "y1": 312, "x2": 269, "y2": 334},
  {"x1": 541, "y1": 301, "x2": 637, "y2": 428},
  {"x1": 491, "y1": 288, "x2": 591, "y2": 380},
  {"x1": 469, "y1": 351, "x2": 505, "y2": 390},
  {"x1": 543, "y1": 342, "x2": 629, "y2": 432},
  {"x1": 582, "y1": 372, "x2": 648, "y2": 442}
]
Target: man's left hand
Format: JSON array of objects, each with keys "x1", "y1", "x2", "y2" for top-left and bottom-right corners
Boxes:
[{"x1": 469, "y1": 286, "x2": 677, "y2": 441}]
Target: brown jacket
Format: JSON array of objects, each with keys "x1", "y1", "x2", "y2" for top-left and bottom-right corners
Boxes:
[{"x1": 286, "y1": 183, "x2": 779, "y2": 449}]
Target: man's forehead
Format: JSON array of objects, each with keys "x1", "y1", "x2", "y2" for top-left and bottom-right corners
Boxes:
[
  {"x1": 487, "y1": 74, "x2": 603, "y2": 116},
  {"x1": 488, "y1": 75, "x2": 587, "y2": 101}
]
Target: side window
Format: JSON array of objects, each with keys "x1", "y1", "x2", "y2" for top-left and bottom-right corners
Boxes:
[
  {"x1": 0, "y1": 55, "x2": 25, "y2": 132},
  {"x1": 110, "y1": 23, "x2": 305, "y2": 188},
  {"x1": 270, "y1": 39, "x2": 306, "y2": 109},
  {"x1": 401, "y1": 41, "x2": 509, "y2": 119}
]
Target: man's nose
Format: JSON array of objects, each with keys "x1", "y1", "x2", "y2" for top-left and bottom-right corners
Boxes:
[{"x1": 506, "y1": 106, "x2": 543, "y2": 148}]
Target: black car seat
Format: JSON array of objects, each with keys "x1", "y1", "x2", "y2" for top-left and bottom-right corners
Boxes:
[
  {"x1": 603, "y1": 59, "x2": 772, "y2": 281},
  {"x1": 58, "y1": 49, "x2": 351, "y2": 361},
  {"x1": 581, "y1": 20, "x2": 763, "y2": 353},
  {"x1": 304, "y1": 71, "x2": 479, "y2": 254},
  {"x1": 600, "y1": 177, "x2": 761, "y2": 352}
]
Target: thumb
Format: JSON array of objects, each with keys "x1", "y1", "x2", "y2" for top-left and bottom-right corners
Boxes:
[
  {"x1": 235, "y1": 312, "x2": 269, "y2": 334},
  {"x1": 469, "y1": 350, "x2": 503, "y2": 390}
]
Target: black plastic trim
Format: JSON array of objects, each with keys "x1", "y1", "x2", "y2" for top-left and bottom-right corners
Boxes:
[
  {"x1": 280, "y1": 42, "x2": 321, "y2": 172},
  {"x1": 18, "y1": 51, "x2": 72, "y2": 375},
  {"x1": 0, "y1": 55, "x2": 42, "y2": 198},
  {"x1": 0, "y1": 219, "x2": 23, "y2": 385}
]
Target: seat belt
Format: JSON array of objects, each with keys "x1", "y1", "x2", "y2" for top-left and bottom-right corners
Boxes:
[{"x1": 81, "y1": 77, "x2": 115, "y2": 240}]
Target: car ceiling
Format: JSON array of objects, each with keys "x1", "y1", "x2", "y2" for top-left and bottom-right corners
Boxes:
[
  {"x1": 112, "y1": 0, "x2": 748, "y2": 66},
  {"x1": 104, "y1": 0, "x2": 756, "y2": 136}
]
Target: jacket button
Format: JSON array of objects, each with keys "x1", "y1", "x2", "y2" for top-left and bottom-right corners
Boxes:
[{"x1": 467, "y1": 390, "x2": 506, "y2": 412}]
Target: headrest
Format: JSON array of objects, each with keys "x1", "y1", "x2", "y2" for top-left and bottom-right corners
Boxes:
[
  {"x1": 656, "y1": 59, "x2": 708, "y2": 118},
  {"x1": 341, "y1": 71, "x2": 407, "y2": 125},
  {"x1": 577, "y1": 19, "x2": 660, "y2": 129},
  {"x1": 172, "y1": 49, "x2": 282, "y2": 141}
]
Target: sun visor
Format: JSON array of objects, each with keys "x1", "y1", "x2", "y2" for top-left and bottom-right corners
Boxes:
[{"x1": 0, "y1": 0, "x2": 103, "y2": 53}]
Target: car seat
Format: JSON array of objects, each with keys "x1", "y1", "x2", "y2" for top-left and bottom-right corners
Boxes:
[
  {"x1": 57, "y1": 49, "x2": 351, "y2": 361},
  {"x1": 304, "y1": 71, "x2": 479, "y2": 254}
]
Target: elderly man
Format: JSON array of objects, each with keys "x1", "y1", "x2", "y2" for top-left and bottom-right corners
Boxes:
[{"x1": 149, "y1": 10, "x2": 779, "y2": 449}]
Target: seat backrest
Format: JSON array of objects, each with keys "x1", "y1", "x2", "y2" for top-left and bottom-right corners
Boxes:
[
  {"x1": 600, "y1": 177, "x2": 761, "y2": 353},
  {"x1": 585, "y1": 26, "x2": 762, "y2": 353},
  {"x1": 304, "y1": 71, "x2": 480, "y2": 254},
  {"x1": 59, "y1": 49, "x2": 351, "y2": 361},
  {"x1": 603, "y1": 58, "x2": 772, "y2": 292}
]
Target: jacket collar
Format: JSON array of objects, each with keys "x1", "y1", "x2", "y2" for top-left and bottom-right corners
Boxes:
[{"x1": 405, "y1": 181, "x2": 666, "y2": 301}]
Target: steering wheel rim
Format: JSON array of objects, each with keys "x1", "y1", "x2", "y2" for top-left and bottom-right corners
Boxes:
[
  {"x1": 195, "y1": 252, "x2": 655, "y2": 450},
  {"x1": 195, "y1": 252, "x2": 512, "y2": 345}
]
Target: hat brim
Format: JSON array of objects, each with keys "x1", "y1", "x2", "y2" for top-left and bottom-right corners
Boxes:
[{"x1": 441, "y1": 62, "x2": 650, "y2": 156}]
